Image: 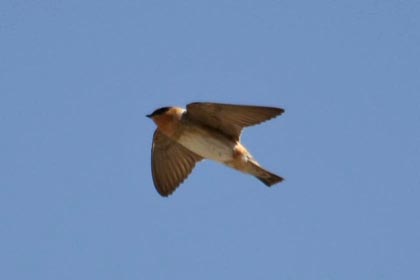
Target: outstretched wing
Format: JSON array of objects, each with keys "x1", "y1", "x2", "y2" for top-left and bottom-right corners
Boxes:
[
  {"x1": 186, "y1": 102, "x2": 284, "y2": 140},
  {"x1": 151, "y1": 130, "x2": 203, "y2": 197}
]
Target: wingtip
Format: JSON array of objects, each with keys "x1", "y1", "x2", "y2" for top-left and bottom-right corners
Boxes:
[
  {"x1": 157, "y1": 190, "x2": 173, "y2": 197},
  {"x1": 269, "y1": 106, "x2": 285, "y2": 117}
]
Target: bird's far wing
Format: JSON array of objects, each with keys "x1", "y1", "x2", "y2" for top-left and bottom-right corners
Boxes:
[
  {"x1": 186, "y1": 102, "x2": 284, "y2": 140},
  {"x1": 151, "y1": 130, "x2": 203, "y2": 197}
]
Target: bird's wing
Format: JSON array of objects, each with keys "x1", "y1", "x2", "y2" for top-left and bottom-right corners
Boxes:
[
  {"x1": 186, "y1": 102, "x2": 284, "y2": 140},
  {"x1": 151, "y1": 130, "x2": 203, "y2": 197}
]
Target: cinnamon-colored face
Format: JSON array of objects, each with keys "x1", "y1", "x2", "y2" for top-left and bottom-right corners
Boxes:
[{"x1": 147, "y1": 107, "x2": 185, "y2": 138}]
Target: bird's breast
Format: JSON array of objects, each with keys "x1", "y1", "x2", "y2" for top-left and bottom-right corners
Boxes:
[{"x1": 177, "y1": 126, "x2": 235, "y2": 162}]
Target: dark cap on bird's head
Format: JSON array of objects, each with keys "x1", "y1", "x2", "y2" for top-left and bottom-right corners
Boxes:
[{"x1": 146, "y1": 107, "x2": 171, "y2": 118}]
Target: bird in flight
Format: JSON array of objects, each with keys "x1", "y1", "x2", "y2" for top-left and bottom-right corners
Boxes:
[{"x1": 147, "y1": 102, "x2": 285, "y2": 197}]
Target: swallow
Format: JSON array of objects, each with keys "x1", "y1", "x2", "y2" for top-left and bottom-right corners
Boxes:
[{"x1": 147, "y1": 102, "x2": 285, "y2": 196}]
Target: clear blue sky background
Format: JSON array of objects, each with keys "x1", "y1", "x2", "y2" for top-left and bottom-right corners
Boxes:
[{"x1": 1, "y1": 1, "x2": 419, "y2": 279}]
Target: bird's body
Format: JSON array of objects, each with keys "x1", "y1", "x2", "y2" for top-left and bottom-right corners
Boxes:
[
  {"x1": 177, "y1": 123, "x2": 235, "y2": 162},
  {"x1": 147, "y1": 102, "x2": 285, "y2": 196}
]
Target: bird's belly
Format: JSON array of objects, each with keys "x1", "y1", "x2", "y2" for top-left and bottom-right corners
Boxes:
[{"x1": 177, "y1": 131, "x2": 234, "y2": 162}]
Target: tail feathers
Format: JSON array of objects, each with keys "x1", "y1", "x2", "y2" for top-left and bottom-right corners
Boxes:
[
  {"x1": 256, "y1": 174, "x2": 284, "y2": 186},
  {"x1": 250, "y1": 162, "x2": 284, "y2": 187}
]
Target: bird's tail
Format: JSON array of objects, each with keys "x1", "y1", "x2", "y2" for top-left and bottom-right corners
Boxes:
[{"x1": 248, "y1": 160, "x2": 284, "y2": 187}]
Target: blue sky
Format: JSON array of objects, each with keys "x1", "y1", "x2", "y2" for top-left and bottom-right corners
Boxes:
[{"x1": 1, "y1": 0, "x2": 420, "y2": 279}]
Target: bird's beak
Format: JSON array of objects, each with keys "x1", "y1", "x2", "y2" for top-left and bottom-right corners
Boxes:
[{"x1": 146, "y1": 114, "x2": 152, "y2": 118}]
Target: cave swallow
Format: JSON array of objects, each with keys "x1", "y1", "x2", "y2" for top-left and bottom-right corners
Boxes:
[{"x1": 147, "y1": 102, "x2": 285, "y2": 196}]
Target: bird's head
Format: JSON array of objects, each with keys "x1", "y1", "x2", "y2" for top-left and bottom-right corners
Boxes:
[
  {"x1": 147, "y1": 106, "x2": 186, "y2": 131},
  {"x1": 146, "y1": 107, "x2": 171, "y2": 120}
]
